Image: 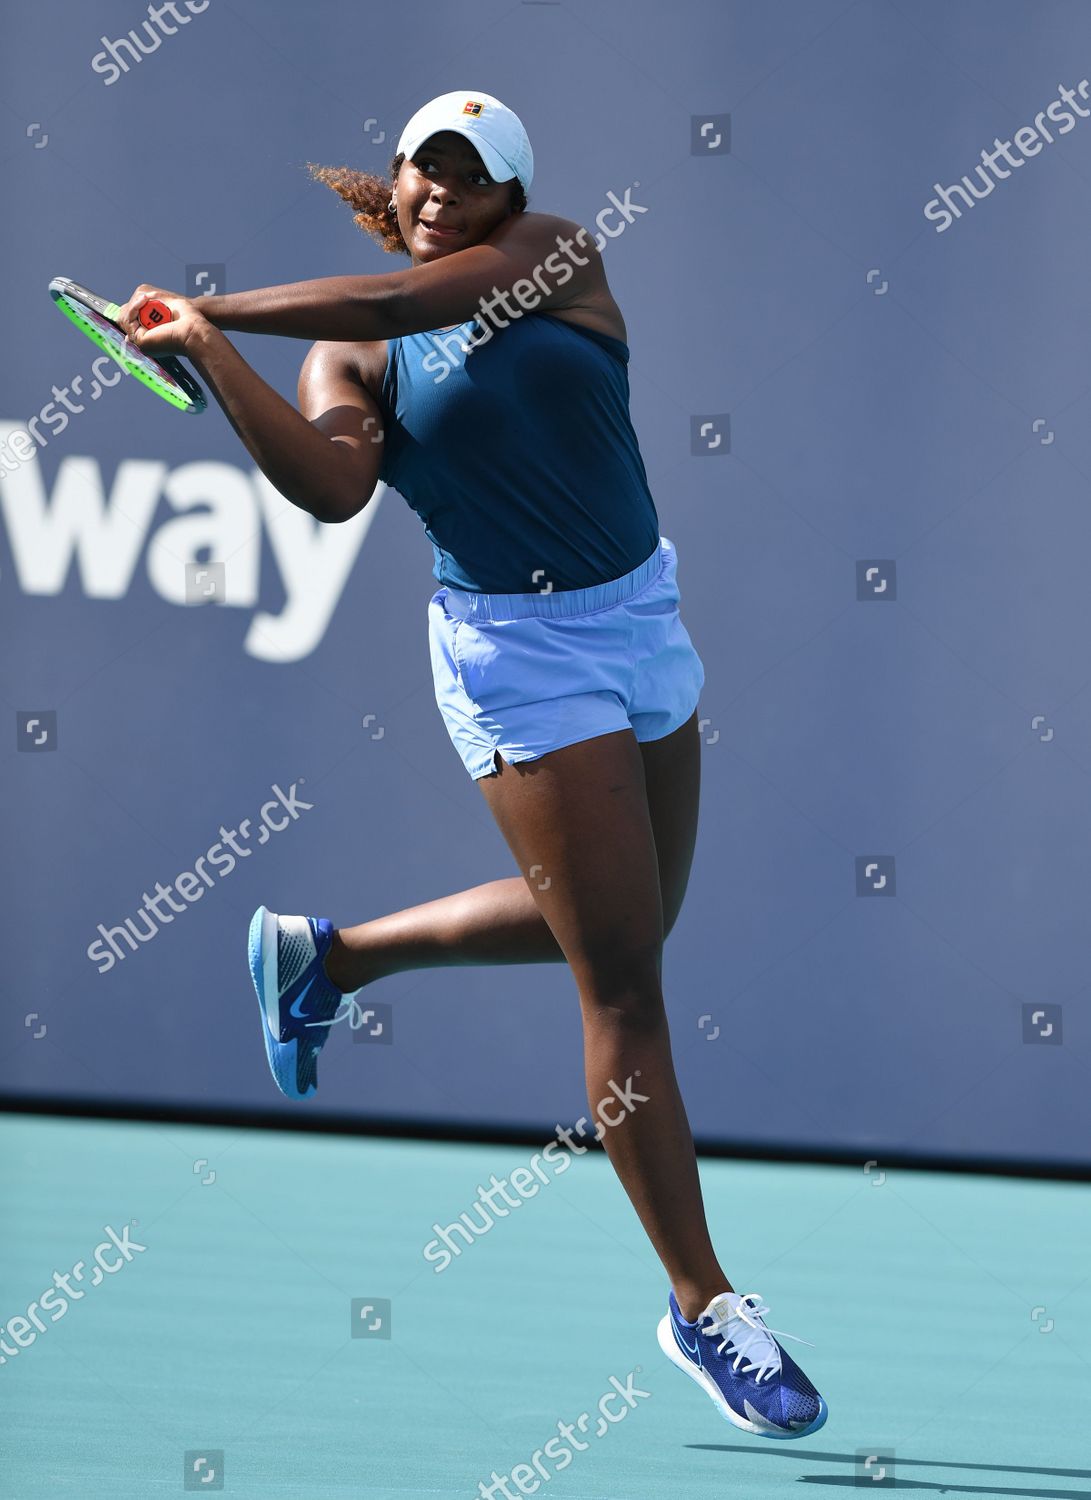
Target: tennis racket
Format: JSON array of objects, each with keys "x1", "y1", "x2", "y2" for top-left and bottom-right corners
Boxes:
[{"x1": 48, "y1": 277, "x2": 207, "y2": 414}]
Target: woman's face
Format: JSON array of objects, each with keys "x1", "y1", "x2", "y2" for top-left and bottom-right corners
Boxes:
[{"x1": 395, "y1": 130, "x2": 514, "y2": 263}]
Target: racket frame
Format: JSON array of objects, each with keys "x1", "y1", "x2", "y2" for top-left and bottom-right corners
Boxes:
[{"x1": 48, "y1": 277, "x2": 207, "y2": 414}]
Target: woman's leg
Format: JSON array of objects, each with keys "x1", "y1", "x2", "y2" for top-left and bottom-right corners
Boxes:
[
  {"x1": 475, "y1": 718, "x2": 733, "y2": 1323},
  {"x1": 323, "y1": 875, "x2": 566, "y2": 990},
  {"x1": 323, "y1": 710, "x2": 704, "y2": 995}
]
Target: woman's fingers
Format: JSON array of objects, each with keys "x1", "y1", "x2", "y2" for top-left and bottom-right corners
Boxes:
[{"x1": 117, "y1": 284, "x2": 168, "y2": 337}]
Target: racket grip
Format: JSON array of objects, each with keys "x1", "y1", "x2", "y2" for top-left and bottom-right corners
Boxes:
[{"x1": 138, "y1": 299, "x2": 172, "y2": 330}]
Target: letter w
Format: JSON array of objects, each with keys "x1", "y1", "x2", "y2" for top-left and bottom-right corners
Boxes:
[{"x1": 0, "y1": 425, "x2": 164, "y2": 597}]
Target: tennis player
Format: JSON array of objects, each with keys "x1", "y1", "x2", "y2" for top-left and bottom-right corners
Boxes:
[{"x1": 118, "y1": 90, "x2": 826, "y2": 1440}]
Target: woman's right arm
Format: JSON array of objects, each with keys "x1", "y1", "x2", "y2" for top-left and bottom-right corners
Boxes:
[{"x1": 185, "y1": 324, "x2": 383, "y2": 524}]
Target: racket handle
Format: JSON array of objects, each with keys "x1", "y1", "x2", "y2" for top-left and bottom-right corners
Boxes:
[{"x1": 138, "y1": 299, "x2": 172, "y2": 330}]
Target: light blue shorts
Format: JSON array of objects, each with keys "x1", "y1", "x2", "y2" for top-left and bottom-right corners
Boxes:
[{"x1": 427, "y1": 535, "x2": 706, "y2": 780}]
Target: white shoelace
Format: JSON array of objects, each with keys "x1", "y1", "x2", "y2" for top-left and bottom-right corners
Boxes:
[
  {"x1": 304, "y1": 995, "x2": 369, "y2": 1030},
  {"x1": 701, "y1": 1292, "x2": 816, "y2": 1383}
]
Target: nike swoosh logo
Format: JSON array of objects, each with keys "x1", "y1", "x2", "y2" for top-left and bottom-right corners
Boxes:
[
  {"x1": 289, "y1": 975, "x2": 318, "y2": 1020},
  {"x1": 673, "y1": 1321, "x2": 701, "y2": 1364}
]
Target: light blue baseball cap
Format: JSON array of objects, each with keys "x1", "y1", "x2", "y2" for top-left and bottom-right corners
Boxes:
[{"x1": 397, "y1": 91, "x2": 534, "y2": 194}]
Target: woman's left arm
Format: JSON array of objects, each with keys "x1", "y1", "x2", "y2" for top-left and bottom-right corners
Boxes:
[{"x1": 117, "y1": 213, "x2": 601, "y2": 347}]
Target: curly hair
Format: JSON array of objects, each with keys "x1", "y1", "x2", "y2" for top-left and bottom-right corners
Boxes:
[{"x1": 305, "y1": 152, "x2": 528, "y2": 256}]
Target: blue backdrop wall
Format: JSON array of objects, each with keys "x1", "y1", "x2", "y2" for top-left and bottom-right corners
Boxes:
[{"x1": 3, "y1": 0, "x2": 1089, "y2": 1169}]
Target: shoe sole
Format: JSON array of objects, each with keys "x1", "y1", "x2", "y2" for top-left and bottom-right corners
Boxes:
[
  {"x1": 247, "y1": 905, "x2": 310, "y2": 1101},
  {"x1": 656, "y1": 1315, "x2": 828, "y2": 1439}
]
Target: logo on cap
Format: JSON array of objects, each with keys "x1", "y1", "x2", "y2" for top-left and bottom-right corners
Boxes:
[{"x1": 462, "y1": 100, "x2": 484, "y2": 116}]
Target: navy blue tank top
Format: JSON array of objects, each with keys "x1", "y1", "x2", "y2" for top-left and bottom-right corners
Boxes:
[{"x1": 378, "y1": 310, "x2": 661, "y2": 592}]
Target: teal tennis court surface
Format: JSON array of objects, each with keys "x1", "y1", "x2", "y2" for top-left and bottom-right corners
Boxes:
[{"x1": 2, "y1": 1114, "x2": 1088, "y2": 1498}]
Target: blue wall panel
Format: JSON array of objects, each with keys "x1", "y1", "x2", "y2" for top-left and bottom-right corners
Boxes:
[{"x1": 2, "y1": 0, "x2": 1089, "y2": 1167}]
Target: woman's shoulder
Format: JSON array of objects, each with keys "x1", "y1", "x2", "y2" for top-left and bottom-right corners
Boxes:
[
  {"x1": 310, "y1": 339, "x2": 387, "y2": 404},
  {"x1": 494, "y1": 212, "x2": 628, "y2": 344},
  {"x1": 300, "y1": 337, "x2": 388, "y2": 402},
  {"x1": 496, "y1": 209, "x2": 595, "y2": 250}
]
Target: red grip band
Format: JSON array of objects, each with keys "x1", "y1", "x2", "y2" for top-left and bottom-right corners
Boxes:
[{"x1": 138, "y1": 299, "x2": 172, "y2": 330}]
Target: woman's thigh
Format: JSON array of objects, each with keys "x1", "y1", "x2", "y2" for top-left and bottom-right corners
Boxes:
[
  {"x1": 476, "y1": 728, "x2": 665, "y2": 996},
  {"x1": 637, "y1": 706, "x2": 701, "y2": 937}
]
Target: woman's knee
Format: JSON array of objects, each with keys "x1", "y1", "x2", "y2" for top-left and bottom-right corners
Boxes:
[
  {"x1": 581, "y1": 990, "x2": 668, "y2": 1040},
  {"x1": 574, "y1": 945, "x2": 666, "y2": 1025}
]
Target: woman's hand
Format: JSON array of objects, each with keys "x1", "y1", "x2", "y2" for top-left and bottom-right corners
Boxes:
[{"x1": 115, "y1": 284, "x2": 212, "y2": 357}]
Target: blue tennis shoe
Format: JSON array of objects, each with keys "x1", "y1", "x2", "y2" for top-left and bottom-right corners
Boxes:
[
  {"x1": 247, "y1": 905, "x2": 361, "y2": 1100},
  {"x1": 657, "y1": 1288, "x2": 827, "y2": 1438}
]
